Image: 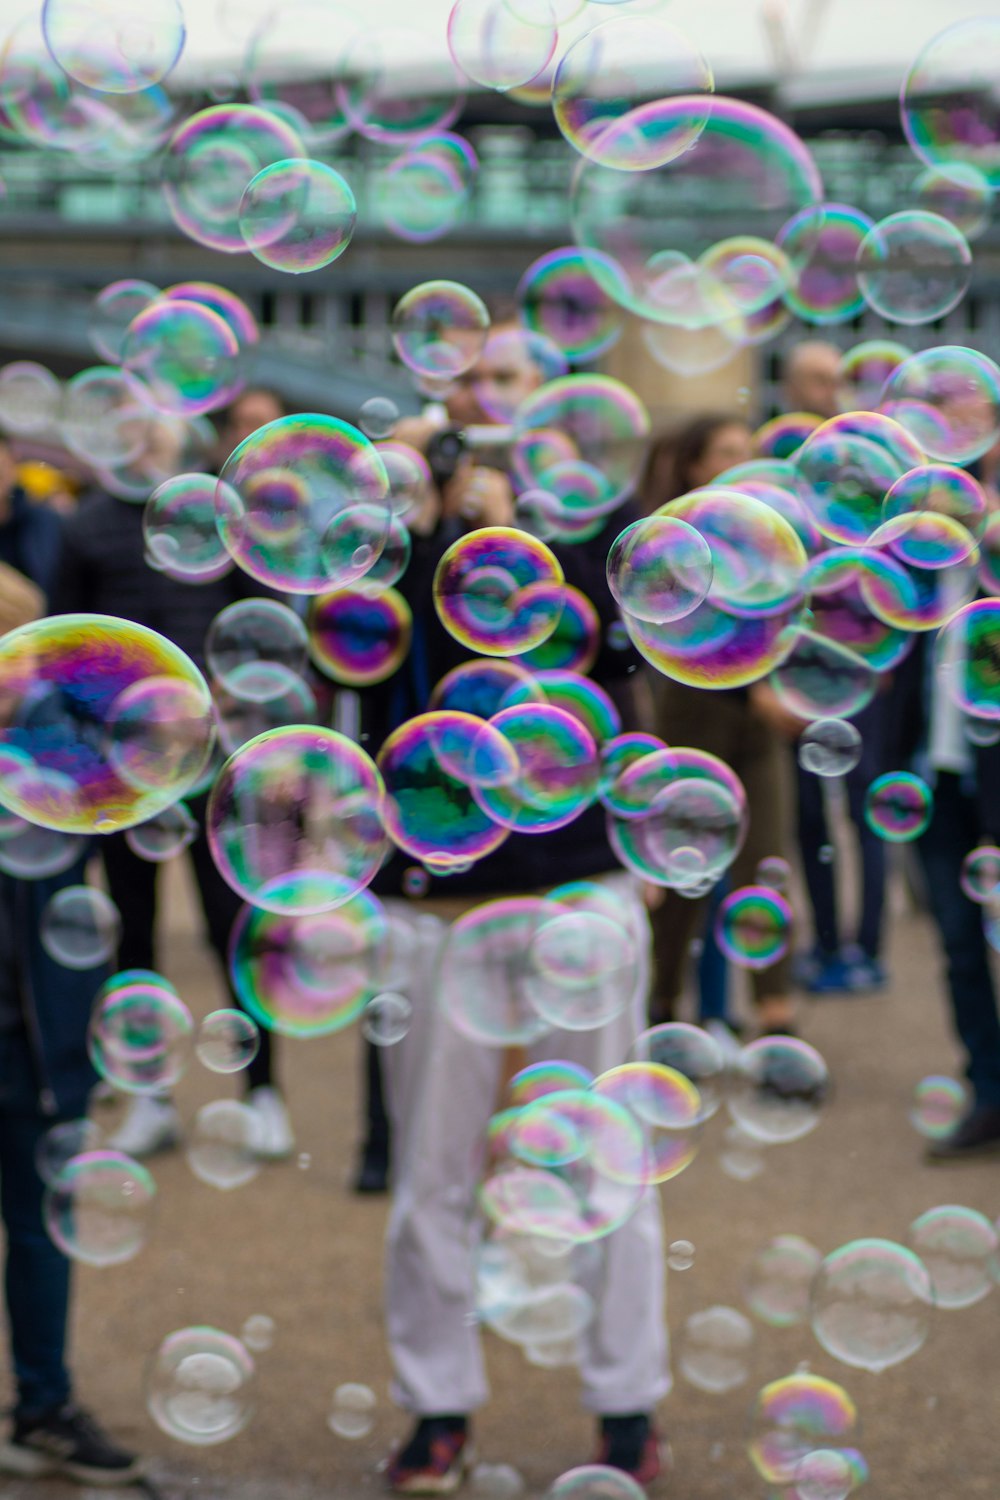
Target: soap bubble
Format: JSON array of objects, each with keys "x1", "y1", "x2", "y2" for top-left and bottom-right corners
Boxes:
[
  {"x1": 863, "y1": 772, "x2": 933, "y2": 842},
  {"x1": 901, "y1": 18, "x2": 1000, "y2": 190},
  {"x1": 88, "y1": 978, "x2": 194, "y2": 1094},
  {"x1": 0, "y1": 614, "x2": 215, "y2": 834},
  {"x1": 546, "y1": 1467, "x2": 646, "y2": 1500},
  {"x1": 89, "y1": 280, "x2": 161, "y2": 364},
  {"x1": 748, "y1": 1372, "x2": 858, "y2": 1487},
  {"x1": 229, "y1": 891, "x2": 387, "y2": 1039},
  {"x1": 240, "y1": 1315, "x2": 275, "y2": 1352},
  {"x1": 447, "y1": 0, "x2": 558, "y2": 93},
  {"x1": 960, "y1": 846, "x2": 1000, "y2": 903},
  {"x1": 42, "y1": 0, "x2": 185, "y2": 93},
  {"x1": 39, "y1": 885, "x2": 121, "y2": 969},
  {"x1": 743, "y1": 1235, "x2": 823, "y2": 1328},
  {"x1": 43, "y1": 1150, "x2": 156, "y2": 1266},
  {"x1": 630, "y1": 1021, "x2": 726, "y2": 1123},
  {"x1": 239, "y1": 159, "x2": 357, "y2": 273},
  {"x1": 195, "y1": 1010, "x2": 261, "y2": 1074},
  {"x1": 145, "y1": 1326, "x2": 255, "y2": 1445},
  {"x1": 809, "y1": 1238, "x2": 934, "y2": 1372},
  {"x1": 714, "y1": 885, "x2": 792, "y2": 971},
  {"x1": 35, "y1": 1118, "x2": 104, "y2": 1189},
  {"x1": 391, "y1": 280, "x2": 489, "y2": 379},
  {"x1": 677, "y1": 1305, "x2": 754, "y2": 1393},
  {"x1": 215, "y1": 413, "x2": 391, "y2": 595},
  {"x1": 856, "y1": 211, "x2": 972, "y2": 325},
  {"x1": 361, "y1": 992, "x2": 412, "y2": 1046},
  {"x1": 793, "y1": 1448, "x2": 854, "y2": 1500},
  {"x1": 909, "y1": 1075, "x2": 966, "y2": 1139},
  {"x1": 728, "y1": 1037, "x2": 830, "y2": 1145},
  {"x1": 125, "y1": 800, "x2": 198, "y2": 863},
  {"x1": 799, "y1": 719, "x2": 863, "y2": 777},
  {"x1": 906, "y1": 1205, "x2": 999, "y2": 1309},
  {"x1": 206, "y1": 726, "x2": 387, "y2": 915},
  {"x1": 0, "y1": 361, "x2": 63, "y2": 434},
  {"x1": 186, "y1": 1101, "x2": 262, "y2": 1191},
  {"x1": 606, "y1": 515, "x2": 714, "y2": 625},
  {"x1": 327, "y1": 1382, "x2": 376, "y2": 1439}
]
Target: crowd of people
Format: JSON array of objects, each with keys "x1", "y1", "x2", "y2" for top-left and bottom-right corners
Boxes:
[{"x1": 0, "y1": 330, "x2": 998, "y2": 1493}]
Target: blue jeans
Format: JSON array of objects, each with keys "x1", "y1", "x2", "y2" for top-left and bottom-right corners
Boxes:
[
  {"x1": 698, "y1": 880, "x2": 730, "y2": 1023},
  {"x1": 797, "y1": 696, "x2": 888, "y2": 959},
  {"x1": 915, "y1": 773, "x2": 1000, "y2": 1109},
  {"x1": 0, "y1": 1032, "x2": 72, "y2": 1418}
]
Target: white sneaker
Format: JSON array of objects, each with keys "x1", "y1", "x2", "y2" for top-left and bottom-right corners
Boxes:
[
  {"x1": 106, "y1": 1096, "x2": 182, "y2": 1158},
  {"x1": 246, "y1": 1087, "x2": 295, "y2": 1160}
]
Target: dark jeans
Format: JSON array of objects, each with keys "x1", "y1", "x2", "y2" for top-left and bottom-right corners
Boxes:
[
  {"x1": 916, "y1": 773, "x2": 1000, "y2": 1109},
  {"x1": 0, "y1": 1033, "x2": 72, "y2": 1417},
  {"x1": 698, "y1": 879, "x2": 730, "y2": 1023},
  {"x1": 797, "y1": 696, "x2": 888, "y2": 958},
  {"x1": 101, "y1": 795, "x2": 273, "y2": 1092}
]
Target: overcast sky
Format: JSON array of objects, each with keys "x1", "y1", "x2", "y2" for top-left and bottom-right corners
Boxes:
[{"x1": 0, "y1": 0, "x2": 981, "y2": 90}]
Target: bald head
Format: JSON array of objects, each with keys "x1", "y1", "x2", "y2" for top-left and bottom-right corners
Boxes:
[{"x1": 783, "y1": 341, "x2": 844, "y2": 421}]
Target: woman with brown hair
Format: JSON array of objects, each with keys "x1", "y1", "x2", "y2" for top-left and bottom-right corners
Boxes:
[{"x1": 640, "y1": 413, "x2": 800, "y2": 1036}]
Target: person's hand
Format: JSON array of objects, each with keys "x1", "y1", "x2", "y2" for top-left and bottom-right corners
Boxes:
[
  {"x1": 641, "y1": 881, "x2": 666, "y2": 911},
  {"x1": 442, "y1": 463, "x2": 515, "y2": 529},
  {"x1": 748, "y1": 681, "x2": 806, "y2": 741},
  {"x1": 0, "y1": 562, "x2": 43, "y2": 637}
]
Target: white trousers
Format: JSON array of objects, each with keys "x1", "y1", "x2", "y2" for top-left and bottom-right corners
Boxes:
[{"x1": 382, "y1": 876, "x2": 671, "y2": 1416}]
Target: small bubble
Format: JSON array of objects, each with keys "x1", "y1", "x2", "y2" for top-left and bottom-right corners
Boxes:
[
  {"x1": 298, "y1": 1152, "x2": 312, "y2": 1170},
  {"x1": 668, "y1": 1239, "x2": 695, "y2": 1271}
]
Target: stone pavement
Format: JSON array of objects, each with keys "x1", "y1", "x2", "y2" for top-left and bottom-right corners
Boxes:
[{"x1": 3, "y1": 858, "x2": 998, "y2": 1500}]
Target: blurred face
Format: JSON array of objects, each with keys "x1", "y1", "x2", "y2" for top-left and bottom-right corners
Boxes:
[
  {"x1": 218, "y1": 391, "x2": 285, "y2": 456},
  {"x1": 445, "y1": 326, "x2": 544, "y2": 427},
  {"x1": 688, "y1": 422, "x2": 753, "y2": 489},
  {"x1": 786, "y1": 349, "x2": 844, "y2": 420}
]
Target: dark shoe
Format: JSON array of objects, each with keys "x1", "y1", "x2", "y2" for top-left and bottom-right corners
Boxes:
[
  {"x1": 0, "y1": 1402, "x2": 145, "y2": 1485},
  {"x1": 841, "y1": 945, "x2": 887, "y2": 993},
  {"x1": 353, "y1": 1144, "x2": 390, "y2": 1194},
  {"x1": 803, "y1": 950, "x2": 853, "y2": 996},
  {"x1": 926, "y1": 1106, "x2": 1000, "y2": 1162},
  {"x1": 385, "y1": 1417, "x2": 471, "y2": 1495},
  {"x1": 594, "y1": 1414, "x2": 671, "y2": 1487}
]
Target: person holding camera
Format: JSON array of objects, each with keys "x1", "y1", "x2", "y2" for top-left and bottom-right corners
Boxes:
[{"x1": 358, "y1": 323, "x2": 670, "y2": 1494}]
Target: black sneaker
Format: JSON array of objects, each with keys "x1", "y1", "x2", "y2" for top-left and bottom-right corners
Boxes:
[
  {"x1": 0, "y1": 1402, "x2": 144, "y2": 1485},
  {"x1": 353, "y1": 1142, "x2": 390, "y2": 1194},
  {"x1": 594, "y1": 1414, "x2": 671, "y2": 1486},
  {"x1": 926, "y1": 1105, "x2": 1000, "y2": 1163},
  {"x1": 385, "y1": 1417, "x2": 472, "y2": 1495}
]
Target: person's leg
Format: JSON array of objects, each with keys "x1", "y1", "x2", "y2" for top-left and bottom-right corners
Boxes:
[
  {"x1": 535, "y1": 877, "x2": 670, "y2": 1420},
  {"x1": 796, "y1": 763, "x2": 839, "y2": 953},
  {"x1": 383, "y1": 912, "x2": 499, "y2": 1417},
  {"x1": 100, "y1": 836, "x2": 181, "y2": 1156},
  {"x1": 844, "y1": 708, "x2": 888, "y2": 965},
  {"x1": 100, "y1": 833, "x2": 157, "y2": 973},
  {"x1": 354, "y1": 1041, "x2": 391, "y2": 1193},
  {"x1": 648, "y1": 890, "x2": 707, "y2": 1024},
  {"x1": 915, "y1": 774, "x2": 1000, "y2": 1110},
  {"x1": 729, "y1": 723, "x2": 795, "y2": 1027},
  {"x1": 697, "y1": 880, "x2": 730, "y2": 1025},
  {"x1": 186, "y1": 795, "x2": 273, "y2": 1093},
  {"x1": 0, "y1": 1108, "x2": 72, "y2": 1419}
]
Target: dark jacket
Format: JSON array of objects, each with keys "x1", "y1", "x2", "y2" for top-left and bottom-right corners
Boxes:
[
  {"x1": 886, "y1": 628, "x2": 1000, "y2": 839},
  {"x1": 364, "y1": 509, "x2": 642, "y2": 899},
  {"x1": 50, "y1": 487, "x2": 265, "y2": 672},
  {"x1": 0, "y1": 485, "x2": 63, "y2": 602}
]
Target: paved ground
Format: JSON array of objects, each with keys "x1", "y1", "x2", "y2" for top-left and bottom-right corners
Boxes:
[{"x1": 3, "y1": 852, "x2": 999, "y2": 1500}]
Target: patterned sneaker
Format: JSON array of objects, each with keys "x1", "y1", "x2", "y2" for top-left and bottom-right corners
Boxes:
[
  {"x1": 385, "y1": 1417, "x2": 472, "y2": 1495},
  {"x1": 0, "y1": 1402, "x2": 145, "y2": 1485},
  {"x1": 594, "y1": 1415, "x2": 671, "y2": 1487}
]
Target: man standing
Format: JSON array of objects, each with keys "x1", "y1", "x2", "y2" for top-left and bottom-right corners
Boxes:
[{"x1": 782, "y1": 342, "x2": 892, "y2": 994}]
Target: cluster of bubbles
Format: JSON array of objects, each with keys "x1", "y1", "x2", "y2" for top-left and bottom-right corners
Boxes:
[{"x1": 3, "y1": 7, "x2": 1000, "y2": 1491}]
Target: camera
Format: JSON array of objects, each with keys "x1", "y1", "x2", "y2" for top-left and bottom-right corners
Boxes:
[{"x1": 425, "y1": 424, "x2": 514, "y2": 491}]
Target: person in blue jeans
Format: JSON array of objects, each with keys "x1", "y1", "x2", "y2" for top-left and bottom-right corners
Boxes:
[
  {"x1": 0, "y1": 551, "x2": 145, "y2": 1481},
  {"x1": 0, "y1": 866, "x2": 146, "y2": 1484},
  {"x1": 890, "y1": 625, "x2": 1000, "y2": 1161}
]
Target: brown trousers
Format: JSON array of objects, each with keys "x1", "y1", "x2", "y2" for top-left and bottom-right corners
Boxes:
[{"x1": 648, "y1": 679, "x2": 793, "y2": 1016}]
